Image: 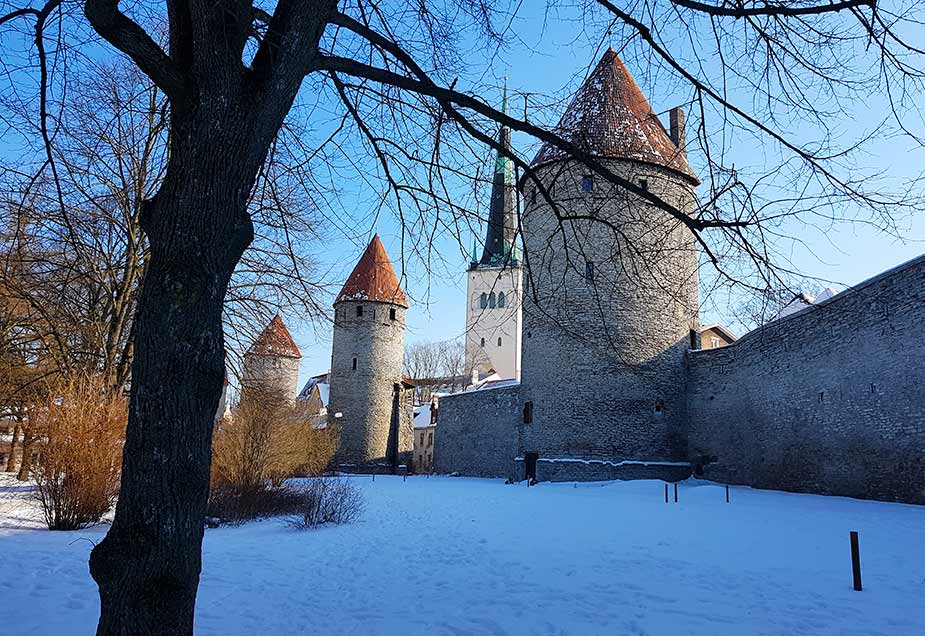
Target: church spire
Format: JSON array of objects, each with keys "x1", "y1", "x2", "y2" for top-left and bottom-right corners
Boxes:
[{"x1": 475, "y1": 77, "x2": 518, "y2": 269}]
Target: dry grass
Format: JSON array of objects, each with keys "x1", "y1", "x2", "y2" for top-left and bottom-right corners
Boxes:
[
  {"x1": 209, "y1": 388, "x2": 337, "y2": 523},
  {"x1": 30, "y1": 374, "x2": 127, "y2": 530}
]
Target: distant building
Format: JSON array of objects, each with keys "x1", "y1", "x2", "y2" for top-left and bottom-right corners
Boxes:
[
  {"x1": 242, "y1": 314, "x2": 302, "y2": 402},
  {"x1": 412, "y1": 402, "x2": 436, "y2": 473},
  {"x1": 464, "y1": 83, "x2": 523, "y2": 382},
  {"x1": 771, "y1": 287, "x2": 839, "y2": 322},
  {"x1": 327, "y1": 236, "x2": 414, "y2": 470},
  {"x1": 297, "y1": 372, "x2": 330, "y2": 429},
  {"x1": 700, "y1": 324, "x2": 737, "y2": 349}
]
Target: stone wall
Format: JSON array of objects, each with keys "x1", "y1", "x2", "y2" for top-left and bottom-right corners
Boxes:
[
  {"x1": 242, "y1": 354, "x2": 301, "y2": 402},
  {"x1": 328, "y1": 300, "x2": 409, "y2": 465},
  {"x1": 434, "y1": 384, "x2": 522, "y2": 479},
  {"x1": 688, "y1": 255, "x2": 925, "y2": 503},
  {"x1": 518, "y1": 159, "x2": 699, "y2": 472}
]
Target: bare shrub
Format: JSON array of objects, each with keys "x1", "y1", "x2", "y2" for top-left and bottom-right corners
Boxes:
[
  {"x1": 288, "y1": 477, "x2": 364, "y2": 530},
  {"x1": 31, "y1": 374, "x2": 127, "y2": 530},
  {"x1": 208, "y1": 388, "x2": 337, "y2": 523}
]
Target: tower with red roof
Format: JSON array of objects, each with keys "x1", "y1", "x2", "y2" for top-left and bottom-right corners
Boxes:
[
  {"x1": 242, "y1": 314, "x2": 302, "y2": 402},
  {"x1": 516, "y1": 48, "x2": 701, "y2": 476},
  {"x1": 327, "y1": 235, "x2": 412, "y2": 468}
]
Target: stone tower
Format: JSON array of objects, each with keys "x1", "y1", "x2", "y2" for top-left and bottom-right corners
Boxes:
[
  {"x1": 327, "y1": 235, "x2": 412, "y2": 468},
  {"x1": 519, "y1": 49, "x2": 700, "y2": 473},
  {"x1": 242, "y1": 314, "x2": 302, "y2": 402},
  {"x1": 465, "y1": 81, "x2": 524, "y2": 381}
]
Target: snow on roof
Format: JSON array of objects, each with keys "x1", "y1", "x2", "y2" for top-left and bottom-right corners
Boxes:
[
  {"x1": 316, "y1": 382, "x2": 329, "y2": 408},
  {"x1": 335, "y1": 235, "x2": 408, "y2": 308},
  {"x1": 247, "y1": 314, "x2": 302, "y2": 358},
  {"x1": 297, "y1": 373, "x2": 330, "y2": 405},
  {"x1": 771, "y1": 287, "x2": 840, "y2": 322},
  {"x1": 531, "y1": 48, "x2": 697, "y2": 182},
  {"x1": 413, "y1": 404, "x2": 434, "y2": 429}
]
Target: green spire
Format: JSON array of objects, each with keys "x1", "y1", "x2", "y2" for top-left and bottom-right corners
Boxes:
[
  {"x1": 493, "y1": 76, "x2": 513, "y2": 180},
  {"x1": 471, "y1": 237, "x2": 478, "y2": 263}
]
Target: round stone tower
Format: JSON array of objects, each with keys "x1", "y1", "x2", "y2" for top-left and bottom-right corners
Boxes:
[
  {"x1": 518, "y1": 49, "x2": 700, "y2": 476},
  {"x1": 327, "y1": 235, "x2": 410, "y2": 467},
  {"x1": 242, "y1": 314, "x2": 302, "y2": 403}
]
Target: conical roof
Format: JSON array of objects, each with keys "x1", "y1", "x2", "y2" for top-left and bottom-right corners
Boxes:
[
  {"x1": 478, "y1": 79, "x2": 519, "y2": 268},
  {"x1": 532, "y1": 49, "x2": 696, "y2": 181},
  {"x1": 247, "y1": 314, "x2": 301, "y2": 358},
  {"x1": 335, "y1": 235, "x2": 408, "y2": 307}
]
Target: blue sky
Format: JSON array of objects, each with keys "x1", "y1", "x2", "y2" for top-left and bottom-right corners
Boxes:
[{"x1": 291, "y1": 3, "x2": 925, "y2": 380}]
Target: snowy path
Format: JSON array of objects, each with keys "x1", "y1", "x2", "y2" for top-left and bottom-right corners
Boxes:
[{"x1": 2, "y1": 474, "x2": 924, "y2": 635}]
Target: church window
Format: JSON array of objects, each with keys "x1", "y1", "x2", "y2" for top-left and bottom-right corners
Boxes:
[
  {"x1": 523, "y1": 401, "x2": 534, "y2": 424},
  {"x1": 420, "y1": 432, "x2": 425, "y2": 445},
  {"x1": 497, "y1": 337, "x2": 502, "y2": 347},
  {"x1": 585, "y1": 260, "x2": 595, "y2": 281},
  {"x1": 498, "y1": 291, "x2": 506, "y2": 308},
  {"x1": 428, "y1": 432, "x2": 433, "y2": 446},
  {"x1": 356, "y1": 305, "x2": 363, "y2": 317},
  {"x1": 352, "y1": 357, "x2": 358, "y2": 371},
  {"x1": 639, "y1": 177, "x2": 649, "y2": 191},
  {"x1": 488, "y1": 292, "x2": 496, "y2": 308},
  {"x1": 480, "y1": 337, "x2": 485, "y2": 347},
  {"x1": 389, "y1": 308, "x2": 397, "y2": 320},
  {"x1": 582, "y1": 174, "x2": 593, "y2": 192},
  {"x1": 480, "y1": 292, "x2": 487, "y2": 309}
]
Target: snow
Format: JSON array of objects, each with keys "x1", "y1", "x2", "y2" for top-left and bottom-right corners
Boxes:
[
  {"x1": 2, "y1": 472, "x2": 925, "y2": 635},
  {"x1": 413, "y1": 404, "x2": 432, "y2": 429}
]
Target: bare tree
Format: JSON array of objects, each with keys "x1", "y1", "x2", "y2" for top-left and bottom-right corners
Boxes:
[{"x1": 0, "y1": 1, "x2": 922, "y2": 634}]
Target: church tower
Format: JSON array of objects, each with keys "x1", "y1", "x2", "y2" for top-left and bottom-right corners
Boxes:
[
  {"x1": 242, "y1": 314, "x2": 302, "y2": 402},
  {"x1": 464, "y1": 82, "x2": 524, "y2": 381},
  {"x1": 327, "y1": 235, "x2": 412, "y2": 468},
  {"x1": 519, "y1": 49, "x2": 700, "y2": 470}
]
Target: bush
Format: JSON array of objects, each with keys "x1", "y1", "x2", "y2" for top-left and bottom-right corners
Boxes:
[
  {"x1": 288, "y1": 477, "x2": 364, "y2": 530},
  {"x1": 30, "y1": 374, "x2": 127, "y2": 530},
  {"x1": 208, "y1": 388, "x2": 338, "y2": 523}
]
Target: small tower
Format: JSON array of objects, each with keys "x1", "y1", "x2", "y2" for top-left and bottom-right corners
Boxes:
[
  {"x1": 242, "y1": 314, "x2": 302, "y2": 403},
  {"x1": 465, "y1": 80, "x2": 524, "y2": 381},
  {"x1": 328, "y1": 235, "x2": 411, "y2": 468},
  {"x1": 520, "y1": 49, "x2": 700, "y2": 472}
]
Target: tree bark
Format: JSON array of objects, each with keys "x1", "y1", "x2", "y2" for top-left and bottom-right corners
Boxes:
[
  {"x1": 88, "y1": 153, "x2": 254, "y2": 635},
  {"x1": 5, "y1": 421, "x2": 19, "y2": 472},
  {"x1": 16, "y1": 428, "x2": 32, "y2": 480}
]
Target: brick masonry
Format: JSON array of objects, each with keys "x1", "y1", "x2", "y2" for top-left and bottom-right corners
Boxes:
[{"x1": 687, "y1": 255, "x2": 925, "y2": 504}]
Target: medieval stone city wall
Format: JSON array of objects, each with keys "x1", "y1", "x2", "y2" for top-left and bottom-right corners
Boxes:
[
  {"x1": 242, "y1": 354, "x2": 301, "y2": 402},
  {"x1": 518, "y1": 159, "x2": 700, "y2": 473},
  {"x1": 328, "y1": 300, "x2": 409, "y2": 465},
  {"x1": 434, "y1": 384, "x2": 522, "y2": 479},
  {"x1": 687, "y1": 255, "x2": 925, "y2": 504}
]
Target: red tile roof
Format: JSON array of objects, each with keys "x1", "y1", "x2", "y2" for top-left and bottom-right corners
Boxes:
[
  {"x1": 335, "y1": 235, "x2": 408, "y2": 307},
  {"x1": 247, "y1": 314, "x2": 301, "y2": 358},
  {"x1": 532, "y1": 49, "x2": 697, "y2": 181}
]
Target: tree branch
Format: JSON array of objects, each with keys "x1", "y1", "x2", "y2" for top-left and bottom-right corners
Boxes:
[
  {"x1": 83, "y1": 0, "x2": 191, "y2": 104},
  {"x1": 670, "y1": 0, "x2": 875, "y2": 18}
]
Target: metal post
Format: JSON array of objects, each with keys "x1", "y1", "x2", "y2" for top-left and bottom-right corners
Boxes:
[
  {"x1": 725, "y1": 484, "x2": 730, "y2": 503},
  {"x1": 664, "y1": 483, "x2": 669, "y2": 503},
  {"x1": 372, "y1": 472, "x2": 375, "y2": 482},
  {"x1": 674, "y1": 482, "x2": 678, "y2": 503},
  {"x1": 850, "y1": 531, "x2": 862, "y2": 591}
]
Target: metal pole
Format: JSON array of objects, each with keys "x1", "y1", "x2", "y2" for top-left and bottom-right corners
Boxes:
[
  {"x1": 850, "y1": 531, "x2": 862, "y2": 591},
  {"x1": 674, "y1": 482, "x2": 678, "y2": 503},
  {"x1": 725, "y1": 484, "x2": 729, "y2": 503},
  {"x1": 664, "y1": 483, "x2": 669, "y2": 503}
]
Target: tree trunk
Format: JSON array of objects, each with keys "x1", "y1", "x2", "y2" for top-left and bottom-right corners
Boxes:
[
  {"x1": 16, "y1": 428, "x2": 32, "y2": 480},
  {"x1": 88, "y1": 159, "x2": 253, "y2": 636},
  {"x1": 5, "y1": 421, "x2": 19, "y2": 472}
]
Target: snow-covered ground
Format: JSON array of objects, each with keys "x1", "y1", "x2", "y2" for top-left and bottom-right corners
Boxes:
[{"x1": 2, "y1": 473, "x2": 924, "y2": 636}]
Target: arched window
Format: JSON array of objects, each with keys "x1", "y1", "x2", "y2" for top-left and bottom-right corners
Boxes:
[
  {"x1": 497, "y1": 337, "x2": 502, "y2": 347},
  {"x1": 488, "y1": 292, "x2": 496, "y2": 308},
  {"x1": 480, "y1": 292, "x2": 487, "y2": 309},
  {"x1": 480, "y1": 337, "x2": 485, "y2": 347},
  {"x1": 498, "y1": 291, "x2": 506, "y2": 308}
]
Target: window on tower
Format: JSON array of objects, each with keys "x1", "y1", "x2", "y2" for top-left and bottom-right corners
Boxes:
[
  {"x1": 488, "y1": 292, "x2": 496, "y2": 308},
  {"x1": 530, "y1": 188, "x2": 537, "y2": 204},
  {"x1": 352, "y1": 357, "x2": 358, "y2": 371},
  {"x1": 497, "y1": 337, "x2": 502, "y2": 347},
  {"x1": 585, "y1": 261, "x2": 595, "y2": 281},
  {"x1": 389, "y1": 307, "x2": 397, "y2": 320},
  {"x1": 498, "y1": 291, "x2": 506, "y2": 308},
  {"x1": 480, "y1": 337, "x2": 485, "y2": 347},
  {"x1": 581, "y1": 174, "x2": 593, "y2": 192},
  {"x1": 639, "y1": 177, "x2": 649, "y2": 191},
  {"x1": 523, "y1": 401, "x2": 534, "y2": 424},
  {"x1": 356, "y1": 305, "x2": 364, "y2": 317},
  {"x1": 480, "y1": 292, "x2": 487, "y2": 309}
]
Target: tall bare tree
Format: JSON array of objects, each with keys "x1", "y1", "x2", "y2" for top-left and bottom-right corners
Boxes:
[{"x1": 0, "y1": 1, "x2": 922, "y2": 634}]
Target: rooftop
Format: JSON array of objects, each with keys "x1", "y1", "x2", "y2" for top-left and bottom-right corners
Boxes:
[
  {"x1": 335, "y1": 235, "x2": 408, "y2": 308},
  {"x1": 532, "y1": 48, "x2": 696, "y2": 182},
  {"x1": 247, "y1": 314, "x2": 301, "y2": 359}
]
